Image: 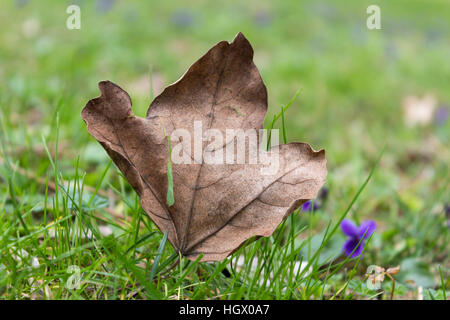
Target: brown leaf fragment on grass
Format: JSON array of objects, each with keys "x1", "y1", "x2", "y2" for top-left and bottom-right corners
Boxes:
[
  {"x1": 81, "y1": 32, "x2": 327, "y2": 261},
  {"x1": 386, "y1": 266, "x2": 400, "y2": 275}
]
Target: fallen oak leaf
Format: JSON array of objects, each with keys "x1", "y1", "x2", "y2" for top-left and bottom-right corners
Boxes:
[{"x1": 81, "y1": 32, "x2": 327, "y2": 261}]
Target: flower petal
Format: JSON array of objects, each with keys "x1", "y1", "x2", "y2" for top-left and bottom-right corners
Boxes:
[
  {"x1": 343, "y1": 238, "x2": 364, "y2": 258},
  {"x1": 340, "y1": 219, "x2": 359, "y2": 237},
  {"x1": 302, "y1": 201, "x2": 312, "y2": 212},
  {"x1": 302, "y1": 200, "x2": 321, "y2": 212},
  {"x1": 358, "y1": 220, "x2": 376, "y2": 240}
]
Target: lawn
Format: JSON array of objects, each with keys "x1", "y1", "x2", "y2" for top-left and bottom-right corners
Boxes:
[{"x1": 0, "y1": 0, "x2": 448, "y2": 300}]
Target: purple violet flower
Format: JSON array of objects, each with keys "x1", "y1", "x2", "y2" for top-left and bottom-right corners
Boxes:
[
  {"x1": 301, "y1": 200, "x2": 313, "y2": 212},
  {"x1": 340, "y1": 219, "x2": 376, "y2": 258},
  {"x1": 301, "y1": 200, "x2": 322, "y2": 212},
  {"x1": 301, "y1": 187, "x2": 329, "y2": 212},
  {"x1": 96, "y1": 0, "x2": 116, "y2": 13},
  {"x1": 171, "y1": 10, "x2": 195, "y2": 28},
  {"x1": 434, "y1": 105, "x2": 448, "y2": 125}
]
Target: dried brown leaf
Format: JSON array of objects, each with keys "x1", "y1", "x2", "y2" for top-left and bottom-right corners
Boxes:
[
  {"x1": 386, "y1": 266, "x2": 400, "y2": 275},
  {"x1": 81, "y1": 33, "x2": 327, "y2": 261}
]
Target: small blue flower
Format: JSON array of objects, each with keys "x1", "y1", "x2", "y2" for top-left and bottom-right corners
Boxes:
[
  {"x1": 434, "y1": 105, "x2": 448, "y2": 125},
  {"x1": 171, "y1": 10, "x2": 195, "y2": 29},
  {"x1": 340, "y1": 219, "x2": 376, "y2": 258},
  {"x1": 96, "y1": 0, "x2": 116, "y2": 13},
  {"x1": 301, "y1": 200, "x2": 313, "y2": 212},
  {"x1": 301, "y1": 187, "x2": 329, "y2": 212}
]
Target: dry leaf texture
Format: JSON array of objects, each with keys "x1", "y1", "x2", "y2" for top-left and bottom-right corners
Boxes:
[{"x1": 82, "y1": 33, "x2": 327, "y2": 261}]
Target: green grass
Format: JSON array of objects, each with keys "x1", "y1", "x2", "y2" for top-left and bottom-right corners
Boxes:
[{"x1": 0, "y1": 0, "x2": 449, "y2": 299}]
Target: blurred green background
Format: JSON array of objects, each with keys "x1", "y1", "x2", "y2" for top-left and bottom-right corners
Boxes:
[{"x1": 0, "y1": 0, "x2": 448, "y2": 299}]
